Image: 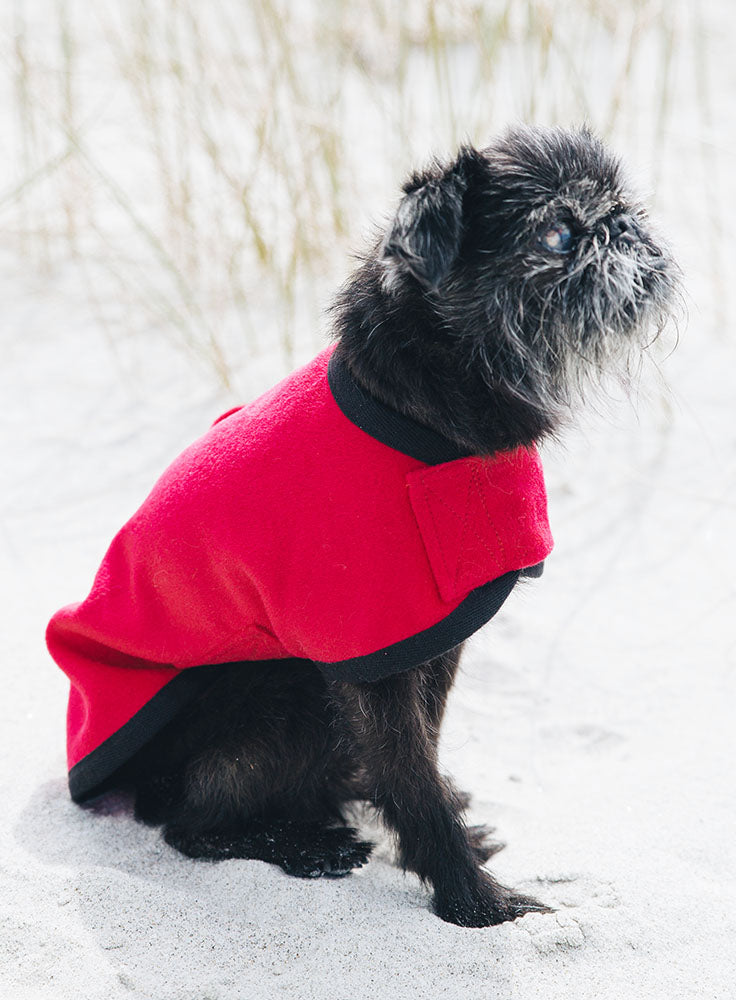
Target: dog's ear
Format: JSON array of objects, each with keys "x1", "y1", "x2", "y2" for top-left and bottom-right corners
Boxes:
[{"x1": 381, "y1": 146, "x2": 484, "y2": 290}]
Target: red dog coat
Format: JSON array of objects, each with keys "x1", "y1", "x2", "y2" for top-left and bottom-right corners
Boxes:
[{"x1": 47, "y1": 346, "x2": 553, "y2": 801}]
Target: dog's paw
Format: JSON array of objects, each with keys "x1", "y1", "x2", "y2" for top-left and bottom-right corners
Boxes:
[
  {"x1": 278, "y1": 827, "x2": 374, "y2": 879},
  {"x1": 433, "y1": 873, "x2": 552, "y2": 927},
  {"x1": 466, "y1": 824, "x2": 505, "y2": 863},
  {"x1": 163, "y1": 821, "x2": 373, "y2": 877}
]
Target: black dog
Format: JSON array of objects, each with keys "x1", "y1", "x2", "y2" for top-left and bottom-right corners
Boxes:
[{"x1": 117, "y1": 125, "x2": 678, "y2": 927}]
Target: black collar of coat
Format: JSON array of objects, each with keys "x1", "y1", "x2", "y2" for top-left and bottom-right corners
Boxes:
[{"x1": 327, "y1": 348, "x2": 471, "y2": 466}]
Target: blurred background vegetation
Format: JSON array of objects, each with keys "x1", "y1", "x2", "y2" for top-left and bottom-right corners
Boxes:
[{"x1": 1, "y1": 0, "x2": 729, "y2": 384}]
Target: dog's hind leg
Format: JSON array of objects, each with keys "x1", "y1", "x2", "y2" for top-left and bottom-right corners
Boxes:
[
  {"x1": 331, "y1": 658, "x2": 549, "y2": 926},
  {"x1": 159, "y1": 727, "x2": 372, "y2": 877},
  {"x1": 129, "y1": 660, "x2": 372, "y2": 877}
]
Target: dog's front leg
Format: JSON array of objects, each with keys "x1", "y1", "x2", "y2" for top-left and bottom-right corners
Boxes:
[{"x1": 332, "y1": 660, "x2": 549, "y2": 927}]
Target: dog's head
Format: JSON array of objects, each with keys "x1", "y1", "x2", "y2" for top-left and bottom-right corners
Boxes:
[{"x1": 379, "y1": 125, "x2": 680, "y2": 421}]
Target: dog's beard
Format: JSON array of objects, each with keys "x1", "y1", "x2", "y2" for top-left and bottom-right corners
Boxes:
[{"x1": 465, "y1": 215, "x2": 679, "y2": 424}]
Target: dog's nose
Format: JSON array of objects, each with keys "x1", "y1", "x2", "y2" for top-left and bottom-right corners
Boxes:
[{"x1": 608, "y1": 213, "x2": 640, "y2": 240}]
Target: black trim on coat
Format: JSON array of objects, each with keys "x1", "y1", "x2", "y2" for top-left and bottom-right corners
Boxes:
[
  {"x1": 316, "y1": 570, "x2": 522, "y2": 683},
  {"x1": 327, "y1": 349, "x2": 473, "y2": 466},
  {"x1": 68, "y1": 664, "x2": 217, "y2": 803},
  {"x1": 69, "y1": 562, "x2": 544, "y2": 802}
]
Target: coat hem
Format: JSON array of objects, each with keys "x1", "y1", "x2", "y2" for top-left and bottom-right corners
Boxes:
[
  {"x1": 68, "y1": 566, "x2": 544, "y2": 803},
  {"x1": 315, "y1": 569, "x2": 525, "y2": 683},
  {"x1": 68, "y1": 664, "x2": 218, "y2": 803}
]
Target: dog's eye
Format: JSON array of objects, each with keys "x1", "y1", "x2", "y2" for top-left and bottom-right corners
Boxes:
[{"x1": 540, "y1": 222, "x2": 574, "y2": 253}]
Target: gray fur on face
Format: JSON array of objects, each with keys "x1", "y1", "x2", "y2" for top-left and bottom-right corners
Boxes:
[{"x1": 457, "y1": 125, "x2": 679, "y2": 419}]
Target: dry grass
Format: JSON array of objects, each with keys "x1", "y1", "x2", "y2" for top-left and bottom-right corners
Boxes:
[{"x1": 0, "y1": 0, "x2": 718, "y2": 381}]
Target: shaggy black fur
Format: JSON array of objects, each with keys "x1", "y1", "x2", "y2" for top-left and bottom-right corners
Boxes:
[{"x1": 120, "y1": 125, "x2": 678, "y2": 927}]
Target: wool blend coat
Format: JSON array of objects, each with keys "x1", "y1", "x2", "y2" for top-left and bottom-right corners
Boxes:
[{"x1": 46, "y1": 346, "x2": 554, "y2": 802}]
